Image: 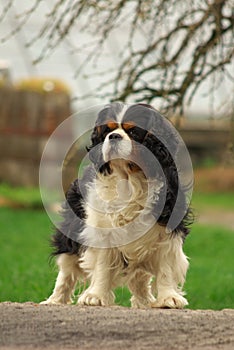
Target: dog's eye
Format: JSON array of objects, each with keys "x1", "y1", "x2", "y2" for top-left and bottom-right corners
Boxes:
[
  {"x1": 104, "y1": 125, "x2": 111, "y2": 133},
  {"x1": 128, "y1": 128, "x2": 135, "y2": 136},
  {"x1": 100, "y1": 121, "x2": 118, "y2": 138},
  {"x1": 127, "y1": 126, "x2": 147, "y2": 142}
]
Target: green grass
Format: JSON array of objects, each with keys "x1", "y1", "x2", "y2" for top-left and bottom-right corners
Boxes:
[
  {"x1": 0, "y1": 208, "x2": 56, "y2": 302},
  {"x1": 0, "y1": 192, "x2": 234, "y2": 309},
  {"x1": 0, "y1": 183, "x2": 42, "y2": 208},
  {"x1": 1, "y1": 182, "x2": 233, "y2": 211},
  {"x1": 184, "y1": 224, "x2": 234, "y2": 309},
  {"x1": 192, "y1": 192, "x2": 234, "y2": 211}
]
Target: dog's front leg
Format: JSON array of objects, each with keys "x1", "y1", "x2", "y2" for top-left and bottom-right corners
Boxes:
[
  {"x1": 151, "y1": 236, "x2": 189, "y2": 309},
  {"x1": 40, "y1": 254, "x2": 80, "y2": 305},
  {"x1": 78, "y1": 248, "x2": 115, "y2": 306}
]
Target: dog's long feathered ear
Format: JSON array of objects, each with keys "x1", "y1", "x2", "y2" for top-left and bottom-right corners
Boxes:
[
  {"x1": 86, "y1": 126, "x2": 102, "y2": 165},
  {"x1": 87, "y1": 126, "x2": 112, "y2": 175},
  {"x1": 143, "y1": 132, "x2": 190, "y2": 235},
  {"x1": 146, "y1": 109, "x2": 179, "y2": 158},
  {"x1": 142, "y1": 133, "x2": 176, "y2": 169},
  {"x1": 140, "y1": 108, "x2": 193, "y2": 236}
]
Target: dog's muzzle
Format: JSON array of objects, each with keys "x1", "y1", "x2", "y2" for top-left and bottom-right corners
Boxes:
[{"x1": 102, "y1": 130, "x2": 132, "y2": 162}]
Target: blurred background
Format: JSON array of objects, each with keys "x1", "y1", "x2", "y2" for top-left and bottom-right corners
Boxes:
[{"x1": 0, "y1": 0, "x2": 233, "y2": 309}]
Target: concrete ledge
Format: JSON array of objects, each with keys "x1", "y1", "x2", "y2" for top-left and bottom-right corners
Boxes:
[{"x1": 0, "y1": 302, "x2": 234, "y2": 350}]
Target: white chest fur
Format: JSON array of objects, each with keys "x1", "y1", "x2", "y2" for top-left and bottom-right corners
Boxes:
[{"x1": 80, "y1": 163, "x2": 164, "y2": 248}]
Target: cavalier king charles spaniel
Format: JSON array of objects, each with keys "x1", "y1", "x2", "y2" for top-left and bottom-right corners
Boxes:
[{"x1": 41, "y1": 102, "x2": 193, "y2": 308}]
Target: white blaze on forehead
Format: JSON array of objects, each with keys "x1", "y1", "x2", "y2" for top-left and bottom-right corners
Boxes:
[{"x1": 116, "y1": 104, "x2": 129, "y2": 123}]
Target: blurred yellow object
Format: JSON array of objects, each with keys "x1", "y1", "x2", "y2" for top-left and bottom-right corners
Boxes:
[{"x1": 15, "y1": 77, "x2": 70, "y2": 94}]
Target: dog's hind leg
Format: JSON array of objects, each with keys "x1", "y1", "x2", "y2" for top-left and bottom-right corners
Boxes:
[
  {"x1": 40, "y1": 253, "x2": 81, "y2": 305},
  {"x1": 128, "y1": 269, "x2": 156, "y2": 308}
]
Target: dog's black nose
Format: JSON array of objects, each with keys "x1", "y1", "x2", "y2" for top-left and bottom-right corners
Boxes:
[{"x1": 109, "y1": 133, "x2": 123, "y2": 140}]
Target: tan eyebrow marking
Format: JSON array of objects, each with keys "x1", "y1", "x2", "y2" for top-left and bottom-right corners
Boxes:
[
  {"x1": 107, "y1": 121, "x2": 118, "y2": 130},
  {"x1": 122, "y1": 122, "x2": 135, "y2": 130}
]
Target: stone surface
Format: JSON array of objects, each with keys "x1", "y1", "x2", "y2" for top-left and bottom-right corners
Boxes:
[{"x1": 0, "y1": 302, "x2": 234, "y2": 350}]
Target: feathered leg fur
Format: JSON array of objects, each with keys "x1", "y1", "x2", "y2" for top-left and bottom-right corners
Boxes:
[
  {"x1": 128, "y1": 269, "x2": 156, "y2": 308},
  {"x1": 77, "y1": 248, "x2": 118, "y2": 306},
  {"x1": 41, "y1": 254, "x2": 82, "y2": 305},
  {"x1": 151, "y1": 235, "x2": 189, "y2": 308}
]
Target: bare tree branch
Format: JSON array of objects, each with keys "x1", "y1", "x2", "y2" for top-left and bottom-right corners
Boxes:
[
  {"x1": 0, "y1": 0, "x2": 233, "y2": 114},
  {"x1": 0, "y1": 0, "x2": 12, "y2": 23}
]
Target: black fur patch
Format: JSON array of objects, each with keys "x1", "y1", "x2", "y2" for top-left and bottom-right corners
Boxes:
[{"x1": 51, "y1": 178, "x2": 86, "y2": 256}]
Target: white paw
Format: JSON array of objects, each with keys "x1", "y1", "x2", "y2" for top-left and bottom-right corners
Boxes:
[
  {"x1": 151, "y1": 293, "x2": 188, "y2": 309},
  {"x1": 78, "y1": 290, "x2": 114, "y2": 306},
  {"x1": 131, "y1": 295, "x2": 156, "y2": 309},
  {"x1": 40, "y1": 299, "x2": 60, "y2": 305},
  {"x1": 40, "y1": 297, "x2": 72, "y2": 305}
]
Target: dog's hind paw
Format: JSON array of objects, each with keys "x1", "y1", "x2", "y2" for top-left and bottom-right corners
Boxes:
[{"x1": 131, "y1": 295, "x2": 156, "y2": 308}]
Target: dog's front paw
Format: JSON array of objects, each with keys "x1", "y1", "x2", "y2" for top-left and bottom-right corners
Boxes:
[
  {"x1": 40, "y1": 299, "x2": 60, "y2": 305},
  {"x1": 151, "y1": 293, "x2": 188, "y2": 309},
  {"x1": 40, "y1": 296, "x2": 72, "y2": 305},
  {"x1": 131, "y1": 295, "x2": 156, "y2": 309},
  {"x1": 78, "y1": 290, "x2": 114, "y2": 306}
]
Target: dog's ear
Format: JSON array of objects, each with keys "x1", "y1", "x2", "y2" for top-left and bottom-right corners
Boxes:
[
  {"x1": 151, "y1": 111, "x2": 179, "y2": 158},
  {"x1": 90, "y1": 126, "x2": 102, "y2": 146},
  {"x1": 142, "y1": 133, "x2": 175, "y2": 169},
  {"x1": 86, "y1": 125, "x2": 103, "y2": 165},
  {"x1": 86, "y1": 125, "x2": 112, "y2": 175}
]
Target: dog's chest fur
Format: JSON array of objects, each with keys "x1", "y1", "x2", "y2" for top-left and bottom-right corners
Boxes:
[
  {"x1": 85, "y1": 161, "x2": 150, "y2": 229},
  {"x1": 81, "y1": 161, "x2": 164, "y2": 251}
]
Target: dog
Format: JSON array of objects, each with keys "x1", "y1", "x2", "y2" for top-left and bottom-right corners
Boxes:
[{"x1": 41, "y1": 102, "x2": 193, "y2": 308}]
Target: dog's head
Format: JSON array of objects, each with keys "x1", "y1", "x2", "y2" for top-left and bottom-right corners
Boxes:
[
  {"x1": 86, "y1": 102, "x2": 193, "y2": 234},
  {"x1": 88, "y1": 102, "x2": 178, "y2": 177}
]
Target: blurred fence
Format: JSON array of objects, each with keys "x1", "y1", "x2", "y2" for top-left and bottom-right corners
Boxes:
[
  {"x1": 0, "y1": 85, "x2": 71, "y2": 186},
  {"x1": 0, "y1": 84, "x2": 232, "y2": 188},
  {"x1": 179, "y1": 123, "x2": 232, "y2": 166}
]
